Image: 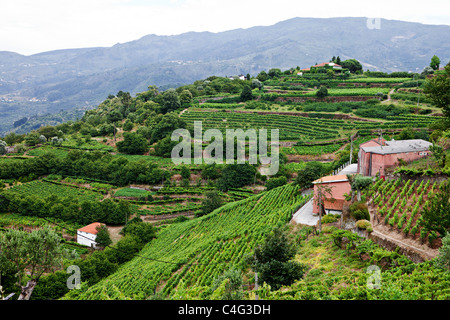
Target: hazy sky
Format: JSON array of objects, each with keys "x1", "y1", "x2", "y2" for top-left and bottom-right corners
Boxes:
[{"x1": 1, "y1": 0, "x2": 450, "y2": 55}]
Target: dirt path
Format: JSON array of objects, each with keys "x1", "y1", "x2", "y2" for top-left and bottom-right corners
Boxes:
[
  {"x1": 381, "y1": 88, "x2": 395, "y2": 103},
  {"x1": 107, "y1": 226, "x2": 123, "y2": 245}
]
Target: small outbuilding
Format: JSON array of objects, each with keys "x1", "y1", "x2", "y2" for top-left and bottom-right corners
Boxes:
[
  {"x1": 312, "y1": 175, "x2": 352, "y2": 215},
  {"x1": 77, "y1": 222, "x2": 104, "y2": 248}
]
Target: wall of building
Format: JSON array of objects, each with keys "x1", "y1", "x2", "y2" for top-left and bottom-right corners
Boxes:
[
  {"x1": 77, "y1": 231, "x2": 97, "y2": 248},
  {"x1": 313, "y1": 181, "x2": 351, "y2": 214},
  {"x1": 359, "y1": 150, "x2": 431, "y2": 177}
]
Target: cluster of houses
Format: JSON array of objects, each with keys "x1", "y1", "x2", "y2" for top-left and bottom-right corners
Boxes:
[{"x1": 312, "y1": 137, "x2": 432, "y2": 215}]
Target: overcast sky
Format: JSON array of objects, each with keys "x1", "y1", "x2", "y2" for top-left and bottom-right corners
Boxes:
[{"x1": 1, "y1": 0, "x2": 450, "y2": 56}]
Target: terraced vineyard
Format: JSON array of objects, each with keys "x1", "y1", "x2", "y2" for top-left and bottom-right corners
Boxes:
[
  {"x1": 63, "y1": 183, "x2": 309, "y2": 299},
  {"x1": 181, "y1": 110, "x2": 431, "y2": 141},
  {"x1": 368, "y1": 178, "x2": 445, "y2": 245},
  {"x1": 7, "y1": 180, "x2": 104, "y2": 201}
]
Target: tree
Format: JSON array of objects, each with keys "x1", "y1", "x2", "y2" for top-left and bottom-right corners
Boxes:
[
  {"x1": 256, "y1": 71, "x2": 268, "y2": 82},
  {"x1": 0, "y1": 140, "x2": 6, "y2": 155},
  {"x1": 430, "y1": 55, "x2": 441, "y2": 70},
  {"x1": 179, "y1": 90, "x2": 193, "y2": 107},
  {"x1": 268, "y1": 68, "x2": 281, "y2": 79},
  {"x1": 266, "y1": 176, "x2": 287, "y2": 191},
  {"x1": 161, "y1": 89, "x2": 181, "y2": 113},
  {"x1": 38, "y1": 125, "x2": 59, "y2": 139},
  {"x1": 424, "y1": 62, "x2": 450, "y2": 120},
  {"x1": 24, "y1": 131, "x2": 40, "y2": 146},
  {"x1": 341, "y1": 59, "x2": 363, "y2": 73},
  {"x1": 421, "y1": 66, "x2": 434, "y2": 77},
  {"x1": 120, "y1": 218, "x2": 156, "y2": 243},
  {"x1": 398, "y1": 127, "x2": 415, "y2": 140},
  {"x1": 150, "y1": 112, "x2": 187, "y2": 144},
  {"x1": 0, "y1": 227, "x2": 66, "y2": 300},
  {"x1": 336, "y1": 56, "x2": 341, "y2": 65},
  {"x1": 352, "y1": 175, "x2": 373, "y2": 201},
  {"x1": 251, "y1": 79, "x2": 263, "y2": 91},
  {"x1": 95, "y1": 224, "x2": 112, "y2": 247},
  {"x1": 117, "y1": 132, "x2": 148, "y2": 155},
  {"x1": 316, "y1": 86, "x2": 329, "y2": 98},
  {"x1": 240, "y1": 85, "x2": 253, "y2": 102},
  {"x1": 217, "y1": 163, "x2": 256, "y2": 191},
  {"x1": 200, "y1": 190, "x2": 223, "y2": 216},
  {"x1": 295, "y1": 161, "x2": 326, "y2": 189},
  {"x1": 123, "y1": 119, "x2": 133, "y2": 131},
  {"x1": 51, "y1": 136, "x2": 63, "y2": 146},
  {"x1": 153, "y1": 135, "x2": 178, "y2": 158},
  {"x1": 211, "y1": 268, "x2": 243, "y2": 300},
  {"x1": 39, "y1": 135, "x2": 47, "y2": 144},
  {"x1": 247, "y1": 226, "x2": 308, "y2": 290},
  {"x1": 313, "y1": 182, "x2": 335, "y2": 232},
  {"x1": 180, "y1": 165, "x2": 191, "y2": 180}
]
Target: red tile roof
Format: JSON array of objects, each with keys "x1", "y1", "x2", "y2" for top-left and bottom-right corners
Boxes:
[
  {"x1": 313, "y1": 175, "x2": 349, "y2": 184},
  {"x1": 77, "y1": 222, "x2": 104, "y2": 235}
]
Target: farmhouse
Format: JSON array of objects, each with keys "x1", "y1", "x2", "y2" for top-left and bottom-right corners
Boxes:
[
  {"x1": 302, "y1": 62, "x2": 343, "y2": 73},
  {"x1": 358, "y1": 138, "x2": 433, "y2": 177},
  {"x1": 77, "y1": 222, "x2": 104, "y2": 248},
  {"x1": 312, "y1": 175, "x2": 351, "y2": 215}
]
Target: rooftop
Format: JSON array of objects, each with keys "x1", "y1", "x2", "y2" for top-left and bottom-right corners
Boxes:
[
  {"x1": 361, "y1": 139, "x2": 432, "y2": 155},
  {"x1": 313, "y1": 174, "x2": 349, "y2": 184},
  {"x1": 77, "y1": 222, "x2": 104, "y2": 235}
]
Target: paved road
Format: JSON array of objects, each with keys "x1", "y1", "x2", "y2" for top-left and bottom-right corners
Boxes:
[{"x1": 290, "y1": 163, "x2": 358, "y2": 226}]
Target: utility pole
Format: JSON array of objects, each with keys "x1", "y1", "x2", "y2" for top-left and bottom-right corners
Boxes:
[
  {"x1": 255, "y1": 272, "x2": 259, "y2": 300},
  {"x1": 349, "y1": 135, "x2": 353, "y2": 164}
]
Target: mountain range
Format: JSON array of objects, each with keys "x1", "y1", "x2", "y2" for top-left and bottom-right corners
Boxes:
[{"x1": 1, "y1": 16, "x2": 449, "y2": 134}]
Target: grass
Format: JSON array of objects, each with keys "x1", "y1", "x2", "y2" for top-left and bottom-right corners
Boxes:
[{"x1": 114, "y1": 187, "x2": 152, "y2": 198}]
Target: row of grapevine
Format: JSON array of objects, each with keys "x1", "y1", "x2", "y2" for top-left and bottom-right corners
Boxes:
[
  {"x1": 370, "y1": 178, "x2": 442, "y2": 245},
  {"x1": 63, "y1": 184, "x2": 307, "y2": 299}
]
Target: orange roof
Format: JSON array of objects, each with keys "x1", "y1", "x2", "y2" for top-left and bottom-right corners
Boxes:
[
  {"x1": 313, "y1": 175, "x2": 349, "y2": 184},
  {"x1": 77, "y1": 222, "x2": 104, "y2": 235}
]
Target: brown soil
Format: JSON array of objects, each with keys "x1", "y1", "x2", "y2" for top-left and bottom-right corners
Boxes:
[{"x1": 107, "y1": 225, "x2": 123, "y2": 245}]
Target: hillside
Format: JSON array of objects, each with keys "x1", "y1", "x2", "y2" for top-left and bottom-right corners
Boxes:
[
  {"x1": 0, "y1": 62, "x2": 449, "y2": 302},
  {"x1": 1, "y1": 16, "x2": 450, "y2": 134}
]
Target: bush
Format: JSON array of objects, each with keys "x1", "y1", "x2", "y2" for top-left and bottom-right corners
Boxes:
[
  {"x1": 316, "y1": 86, "x2": 328, "y2": 98},
  {"x1": 356, "y1": 219, "x2": 372, "y2": 232},
  {"x1": 321, "y1": 214, "x2": 339, "y2": 224},
  {"x1": 266, "y1": 176, "x2": 287, "y2": 191},
  {"x1": 349, "y1": 201, "x2": 370, "y2": 220}
]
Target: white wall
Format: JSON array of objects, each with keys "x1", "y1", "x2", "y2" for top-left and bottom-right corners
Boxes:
[{"x1": 77, "y1": 231, "x2": 98, "y2": 248}]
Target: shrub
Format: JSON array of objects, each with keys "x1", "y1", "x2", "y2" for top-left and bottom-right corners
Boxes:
[
  {"x1": 349, "y1": 201, "x2": 370, "y2": 220},
  {"x1": 321, "y1": 214, "x2": 339, "y2": 224},
  {"x1": 356, "y1": 219, "x2": 372, "y2": 232},
  {"x1": 316, "y1": 86, "x2": 328, "y2": 98}
]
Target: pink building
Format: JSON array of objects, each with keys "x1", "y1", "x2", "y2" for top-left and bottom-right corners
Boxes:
[
  {"x1": 312, "y1": 175, "x2": 351, "y2": 214},
  {"x1": 358, "y1": 139, "x2": 432, "y2": 177}
]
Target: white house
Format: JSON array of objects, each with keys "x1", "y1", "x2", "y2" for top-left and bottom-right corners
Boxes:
[{"x1": 77, "y1": 222, "x2": 104, "y2": 248}]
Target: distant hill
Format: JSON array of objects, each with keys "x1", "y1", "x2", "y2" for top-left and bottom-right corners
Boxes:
[{"x1": 1, "y1": 17, "x2": 449, "y2": 134}]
